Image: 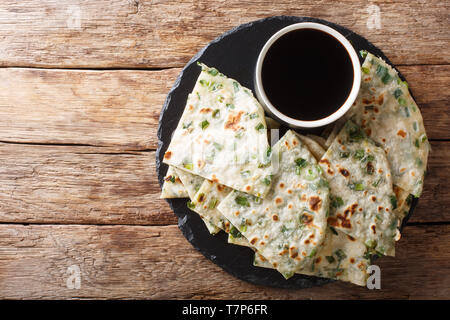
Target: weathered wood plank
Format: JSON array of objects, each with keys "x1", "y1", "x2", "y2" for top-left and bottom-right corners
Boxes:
[
  {"x1": 0, "y1": 65, "x2": 448, "y2": 150},
  {"x1": 0, "y1": 144, "x2": 176, "y2": 225},
  {"x1": 0, "y1": 224, "x2": 447, "y2": 299},
  {"x1": 0, "y1": 1, "x2": 448, "y2": 68},
  {"x1": 0, "y1": 141, "x2": 447, "y2": 225},
  {"x1": 0, "y1": 67, "x2": 180, "y2": 150}
]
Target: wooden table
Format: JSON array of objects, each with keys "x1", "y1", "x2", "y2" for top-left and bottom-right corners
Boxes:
[{"x1": 0, "y1": 1, "x2": 448, "y2": 300}]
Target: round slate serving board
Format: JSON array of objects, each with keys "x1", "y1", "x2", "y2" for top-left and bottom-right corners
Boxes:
[{"x1": 156, "y1": 16, "x2": 418, "y2": 289}]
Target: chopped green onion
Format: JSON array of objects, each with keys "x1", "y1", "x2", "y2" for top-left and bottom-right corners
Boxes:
[
  {"x1": 249, "y1": 112, "x2": 259, "y2": 119},
  {"x1": 233, "y1": 81, "x2": 239, "y2": 92},
  {"x1": 187, "y1": 200, "x2": 195, "y2": 209},
  {"x1": 353, "y1": 149, "x2": 365, "y2": 160},
  {"x1": 240, "y1": 170, "x2": 251, "y2": 178},
  {"x1": 183, "y1": 121, "x2": 192, "y2": 129},
  {"x1": 207, "y1": 68, "x2": 219, "y2": 76},
  {"x1": 212, "y1": 109, "x2": 220, "y2": 118},
  {"x1": 262, "y1": 175, "x2": 272, "y2": 186},
  {"x1": 235, "y1": 196, "x2": 250, "y2": 207},
  {"x1": 359, "y1": 50, "x2": 368, "y2": 58},
  {"x1": 200, "y1": 120, "x2": 209, "y2": 130},
  {"x1": 340, "y1": 151, "x2": 350, "y2": 158},
  {"x1": 183, "y1": 163, "x2": 193, "y2": 170},
  {"x1": 229, "y1": 226, "x2": 242, "y2": 238},
  {"x1": 309, "y1": 249, "x2": 317, "y2": 258},
  {"x1": 393, "y1": 88, "x2": 403, "y2": 99},
  {"x1": 414, "y1": 139, "x2": 420, "y2": 148},
  {"x1": 326, "y1": 256, "x2": 335, "y2": 264},
  {"x1": 255, "y1": 123, "x2": 265, "y2": 131},
  {"x1": 349, "y1": 182, "x2": 364, "y2": 191},
  {"x1": 334, "y1": 249, "x2": 347, "y2": 261},
  {"x1": 213, "y1": 142, "x2": 223, "y2": 150},
  {"x1": 295, "y1": 158, "x2": 308, "y2": 168},
  {"x1": 398, "y1": 97, "x2": 407, "y2": 106},
  {"x1": 331, "y1": 196, "x2": 344, "y2": 208},
  {"x1": 208, "y1": 198, "x2": 219, "y2": 209},
  {"x1": 226, "y1": 103, "x2": 235, "y2": 109}
]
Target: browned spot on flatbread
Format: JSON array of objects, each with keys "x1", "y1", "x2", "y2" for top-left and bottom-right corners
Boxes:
[
  {"x1": 217, "y1": 184, "x2": 225, "y2": 192},
  {"x1": 211, "y1": 174, "x2": 219, "y2": 183},
  {"x1": 245, "y1": 185, "x2": 252, "y2": 192},
  {"x1": 272, "y1": 214, "x2": 279, "y2": 221},
  {"x1": 164, "y1": 151, "x2": 172, "y2": 160},
  {"x1": 279, "y1": 183, "x2": 285, "y2": 189},
  {"x1": 350, "y1": 258, "x2": 356, "y2": 264},
  {"x1": 301, "y1": 212, "x2": 314, "y2": 226},
  {"x1": 377, "y1": 94, "x2": 384, "y2": 106},
  {"x1": 292, "y1": 139, "x2": 298, "y2": 146},
  {"x1": 199, "y1": 107, "x2": 212, "y2": 113},
  {"x1": 397, "y1": 130, "x2": 407, "y2": 138},
  {"x1": 371, "y1": 225, "x2": 377, "y2": 234},
  {"x1": 275, "y1": 197, "x2": 283, "y2": 205},
  {"x1": 250, "y1": 237, "x2": 258, "y2": 245},
  {"x1": 339, "y1": 168, "x2": 350, "y2": 177},
  {"x1": 315, "y1": 257, "x2": 322, "y2": 264},
  {"x1": 309, "y1": 196, "x2": 322, "y2": 211},
  {"x1": 371, "y1": 196, "x2": 377, "y2": 202},
  {"x1": 224, "y1": 111, "x2": 244, "y2": 131},
  {"x1": 197, "y1": 160, "x2": 205, "y2": 169}
]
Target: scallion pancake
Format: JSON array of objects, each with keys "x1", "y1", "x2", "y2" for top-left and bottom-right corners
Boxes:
[
  {"x1": 319, "y1": 120, "x2": 399, "y2": 256},
  {"x1": 163, "y1": 63, "x2": 273, "y2": 198},
  {"x1": 160, "y1": 166, "x2": 188, "y2": 199},
  {"x1": 254, "y1": 226, "x2": 371, "y2": 286},
  {"x1": 218, "y1": 130, "x2": 330, "y2": 279}
]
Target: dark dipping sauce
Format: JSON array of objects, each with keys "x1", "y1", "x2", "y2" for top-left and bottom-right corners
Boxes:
[{"x1": 261, "y1": 28, "x2": 355, "y2": 121}]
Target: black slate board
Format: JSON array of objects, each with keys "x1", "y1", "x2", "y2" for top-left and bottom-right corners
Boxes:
[{"x1": 156, "y1": 16, "x2": 418, "y2": 289}]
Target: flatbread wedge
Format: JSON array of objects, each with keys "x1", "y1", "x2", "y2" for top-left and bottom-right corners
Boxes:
[
  {"x1": 160, "y1": 166, "x2": 188, "y2": 198},
  {"x1": 163, "y1": 63, "x2": 273, "y2": 198},
  {"x1": 174, "y1": 168, "x2": 220, "y2": 235},
  {"x1": 254, "y1": 226, "x2": 371, "y2": 286},
  {"x1": 218, "y1": 130, "x2": 330, "y2": 279},
  {"x1": 319, "y1": 120, "x2": 399, "y2": 256}
]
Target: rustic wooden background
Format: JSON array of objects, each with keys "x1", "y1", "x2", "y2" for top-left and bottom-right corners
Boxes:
[{"x1": 0, "y1": 0, "x2": 448, "y2": 299}]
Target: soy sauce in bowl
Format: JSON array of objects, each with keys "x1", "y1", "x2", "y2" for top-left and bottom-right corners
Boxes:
[{"x1": 261, "y1": 28, "x2": 355, "y2": 121}]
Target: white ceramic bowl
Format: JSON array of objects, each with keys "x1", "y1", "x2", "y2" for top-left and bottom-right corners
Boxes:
[{"x1": 254, "y1": 22, "x2": 361, "y2": 129}]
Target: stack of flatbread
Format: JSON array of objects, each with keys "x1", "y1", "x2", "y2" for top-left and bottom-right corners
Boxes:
[{"x1": 160, "y1": 55, "x2": 429, "y2": 287}]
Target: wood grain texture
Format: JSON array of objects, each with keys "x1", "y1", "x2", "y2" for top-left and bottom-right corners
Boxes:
[
  {"x1": 0, "y1": 65, "x2": 448, "y2": 150},
  {"x1": 0, "y1": 144, "x2": 175, "y2": 225},
  {"x1": 0, "y1": 1, "x2": 448, "y2": 68},
  {"x1": 0, "y1": 67, "x2": 179, "y2": 150},
  {"x1": 0, "y1": 224, "x2": 448, "y2": 299},
  {"x1": 0, "y1": 141, "x2": 447, "y2": 225}
]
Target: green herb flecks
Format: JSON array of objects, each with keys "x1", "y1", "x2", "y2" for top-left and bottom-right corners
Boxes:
[
  {"x1": 187, "y1": 200, "x2": 195, "y2": 209},
  {"x1": 200, "y1": 120, "x2": 210, "y2": 130},
  {"x1": 262, "y1": 175, "x2": 272, "y2": 186},
  {"x1": 393, "y1": 88, "x2": 403, "y2": 99},
  {"x1": 390, "y1": 195, "x2": 398, "y2": 210},
  {"x1": 255, "y1": 122, "x2": 265, "y2": 131},
  {"x1": 359, "y1": 50, "x2": 368, "y2": 59},
  {"x1": 326, "y1": 256, "x2": 335, "y2": 264},
  {"x1": 213, "y1": 142, "x2": 223, "y2": 151},
  {"x1": 249, "y1": 112, "x2": 259, "y2": 119},
  {"x1": 331, "y1": 196, "x2": 344, "y2": 208},
  {"x1": 207, "y1": 67, "x2": 219, "y2": 76},
  {"x1": 208, "y1": 198, "x2": 219, "y2": 209},
  {"x1": 229, "y1": 225, "x2": 242, "y2": 238},
  {"x1": 183, "y1": 163, "x2": 193, "y2": 170},
  {"x1": 183, "y1": 121, "x2": 193, "y2": 129},
  {"x1": 212, "y1": 109, "x2": 220, "y2": 118},
  {"x1": 240, "y1": 170, "x2": 251, "y2": 178},
  {"x1": 232, "y1": 81, "x2": 239, "y2": 92},
  {"x1": 349, "y1": 182, "x2": 364, "y2": 191},
  {"x1": 235, "y1": 196, "x2": 250, "y2": 207}
]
